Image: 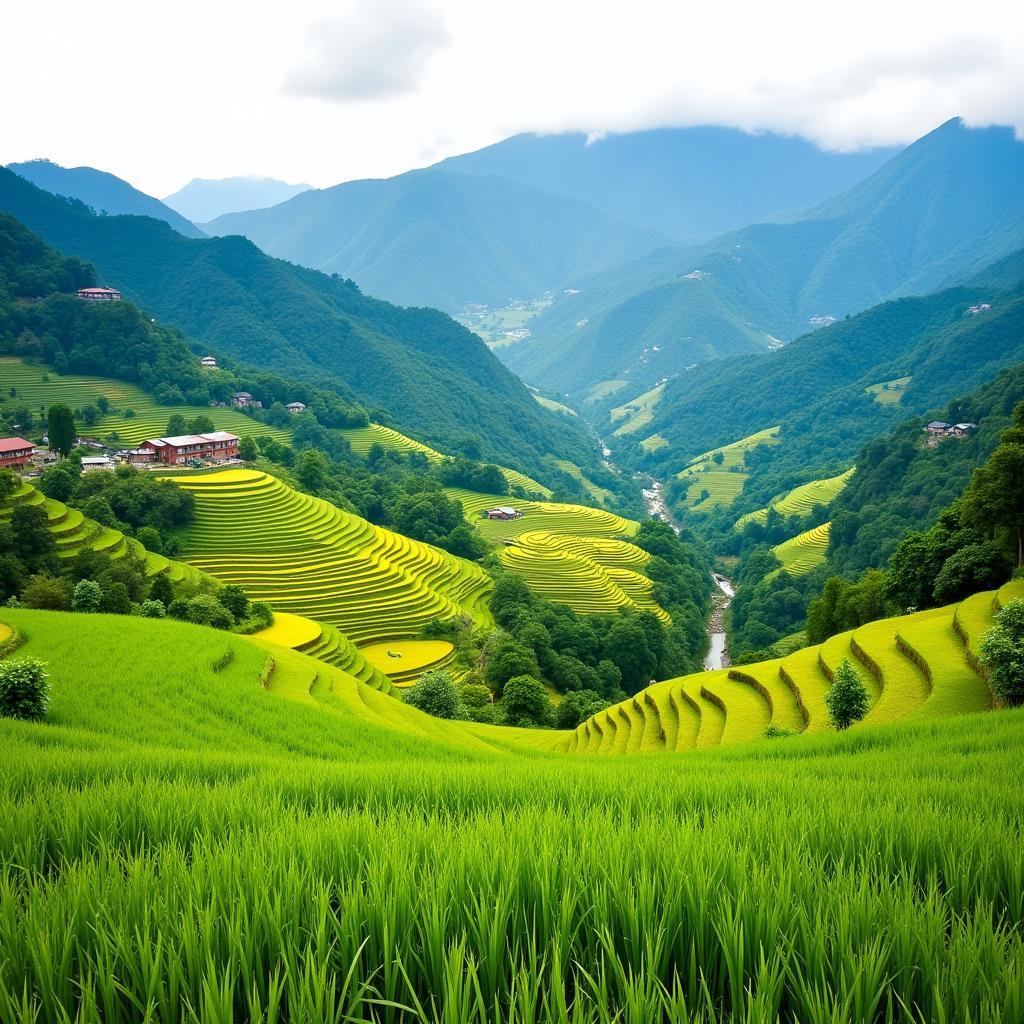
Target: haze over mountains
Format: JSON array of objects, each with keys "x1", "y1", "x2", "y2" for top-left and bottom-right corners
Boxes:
[
  {"x1": 505, "y1": 119, "x2": 1024, "y2": 396},
  {"x1": 6, "y1": 159, "x2": 204, "y2": 239},
  {"x1": 163, "y1": 176, "x2": 312, "y2": 224}
]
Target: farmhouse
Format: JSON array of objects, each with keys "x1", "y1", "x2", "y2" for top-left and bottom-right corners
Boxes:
[
  {"x1": 80, "y1": 456, "x2": 115, "y2": 472},
  {"x1": 925, "y1": 421, "x2": 951, "y2": 436},
  {"x1": 286, "y1": 402, "x2": 306, "y2": 414},
  {"x1": 135, "y1": 431, "x2": 240, "y2": 466},
  {"x1": 485, "y1": 506, "x2": 523, "y2": 521},
  {"x1": 231, "y1": 391, "x2": 255, "y2": 408},
  {"x1": 76, "y1": 287, "x2": 121, "y2": 302},
  {"x1": 0, "y1": 437, "x2": 33, "y2": 469},
  {"x1": 950, "y1": 422, "x2": 978, "y2": 438},
  {"x1": 200, "y1": 355, "x2": 218, "y2": 369}
]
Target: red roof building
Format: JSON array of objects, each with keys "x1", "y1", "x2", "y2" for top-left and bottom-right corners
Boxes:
[
  {"x1": 0, "y1": 437, "x2": 33, "y2": 469},
  {"x1": 136, "y1": 431, "x2": 239, "y2": 466},
  {"x1": 76, "y1": 287, "x2": 122, "y2": 302}
]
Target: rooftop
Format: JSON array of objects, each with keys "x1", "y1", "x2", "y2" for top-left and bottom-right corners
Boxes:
[{"x1": 0, "y1": 437, "x2": 32, "y2": 454}]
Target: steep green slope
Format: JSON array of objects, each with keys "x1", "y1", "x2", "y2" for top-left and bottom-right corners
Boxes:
[
  {"x1": 505, "y1": 119, "x2": 1024, "y2": 395},
  {"x1": 7, "y1": 159, "x2": 203, "y2": 238},
  {"x1": 433, "y1": 126, "x2": 897, "y2": 239},
  {"x1": 205, "y1": 169, "x2": 667, "y2": 312},
  {"x1": 0, "y1": 170, "x2": 601, "y2": 473}
]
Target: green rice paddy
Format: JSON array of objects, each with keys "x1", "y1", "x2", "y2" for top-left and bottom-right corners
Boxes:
[
  {"x1": 610, "y1": 382, "x2": 666, "y2": 437},
  {"x1": 0, "y1": 604, "x2": 1021, "y2": 1022},
  {"x1": 866, "y1": 375, "x2": 913, "y2": 405},
  {"x1": 676, "y1": 427, "x2": 780, "y2": 510},
  {"x1": 771, "y1": 521, "x2": 831, "y2": 576},
  {"x1": 736, "y1": 469, "x2": 854, "y2": 529}
]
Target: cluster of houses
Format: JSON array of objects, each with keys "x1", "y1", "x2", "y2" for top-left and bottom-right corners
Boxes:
[
  {"x1": 199, "y1": 362, "x2": 308, "y2": 416},
  {"x1": 924, "y1": 420, "x2": 978, "y2": 445},
  {"x1": 76, "y1": 287, "x2": 121, "y2": 302}
]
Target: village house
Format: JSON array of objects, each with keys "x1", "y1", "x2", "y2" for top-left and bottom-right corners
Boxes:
[
  {"x1": 134, "y1": 431, "x2": 240, "y2": 466},
  {"x1": 925, "y1": 421, "x2": 951, "y2": 436},
  {"x1": 485, "y1": 506, "x2": 523, "y2": 521},
  {"x1": 231, "y1": 391, "x2": 255, "y2": 408},
  {"x1": 949, "y1": 422, "x2": 978, "y2": 438},
  {"x1": 76, "y1": 287, "x2": 121, "y2": 302},
  {"x1": 285, "y1": 402, "x2": 307, "y2": 415},
  {"x1": 200, "y1": 355, "x2": 218, "y2": 369},
  {"x1": 80, "y1": 455, "x2": 115, "y2": 472},
  {"x1": 0, "y1": 437, "x2": 34, "y2": 470}
]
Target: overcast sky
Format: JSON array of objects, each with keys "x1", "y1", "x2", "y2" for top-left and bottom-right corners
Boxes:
[{"x1": 2, "y1": 0, "x2": 1022, "y2": 197}]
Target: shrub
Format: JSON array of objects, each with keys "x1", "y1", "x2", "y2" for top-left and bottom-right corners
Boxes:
[
  {"x1": 554, "y1": 689, "x2": 609, "y2": 730},
  {"x1": 217, "y1": 585, "x2": 249, "y2": 622},
  {"x1": 826, "y1": 658, "x2": 869, "y2": 730},
  {"x1": 184, "y1": 595, "x2": 234, "y2": 630},
  {"x1": 764, "y1": 724, "x2": 797, "y2": 738},
  {"x1": 0, "y1": 658, "x2": 51, "y2": 721},
  {"x1": 403, "y1": 671, "x2": 465, "y2": 720},
  {"x1": 980, "y1": 599, "x2": 1024, "y2": 706},
  {"x1": 71, "y1": 579, "x2": 103, "y2": 613},
  {"x1": 501, "y1": 674, "x2": 552, "y2": 728},
  {"x1": 99, "y1": 582, "x2": 132, "y2": 615},
  {"x1": 21, "y1": 574, "x2": 71, "y2": 611},
  {"x1": 139, "y1": 599, "x2": 166, "y2": 618}
]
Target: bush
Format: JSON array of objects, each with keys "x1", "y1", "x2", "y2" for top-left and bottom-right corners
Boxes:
[
  {"x1": 217, "y1": 584, "x2": 249, "y2": 622},
  {"x1": 71, "y1": 579, "x2": 103, "y2": 613},
  {"x1": 980, "y1": 599, "x2": 1024, "y2": 706},
  {"x1": 139, "y1": 599, "x2": 166, "y2": 618},
  {"x1": 825, "y1": 658, "x2": 869, "y2": 730},
  {"x1": 0, "y1": 658, "x2": 51, "y2": 721},
  {"x1": 403, "y1": 671, "x2": 465, "y2": 719},
  {"x1": 21, "y1": 574, "x2": 71, "y2": 611},
  {"x1": 501, "y1": 674, "x2": 552, "y2": 728},
  {"x1": 99, "y1": 582, "x2": 132, "y2": 615},
  {"x1": 184, "y1": 595, "x2": 234, "y2": 630}
]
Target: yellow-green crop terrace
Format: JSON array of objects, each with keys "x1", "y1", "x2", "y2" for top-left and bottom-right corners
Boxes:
[
  {"x1": 168, "y1": 469, "x2": 493, "y2": 646},
  {"x1": 771, "y1": 521, "x2": 831, "y2": 576},
  {"x1": 338, "y1": 421, "x2": 553, "y2": 496},
  {"x1": 865, "y1": 375, "x2": 913, "y2": 405},
  {"x1": 735, "y1": 468, "x2": 855, "y2": 530},
  {"x1": 0, "y1": 357, "x2": 291, "y2": 446},
  {"x1": 0, "y1": 479, "x2": 205, "y2": 585},
  {"x1": 610, "y1": 381, "x2": 666, "y2": 437},
  {"x1": 565, "y1": 579, "x2": 1024, "y2": 755},
  {"x1": 676, "y1": 426, "x2": 780, "y2": 510}
]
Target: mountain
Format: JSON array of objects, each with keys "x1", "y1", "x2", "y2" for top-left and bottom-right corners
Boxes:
[
  {"x1": 433, "y1": 126, "x2": 899, "y2": 240},
  {"x1": 0, "y1": 167, "x2": 599, "y2": 475},
  {"x1": 6, "y1": 159, "x2": 204, "y2": 239},
  {"x1": 504, "y1": 119, "x2": 1024, "y2": 396},
  {"x1": 163, "y1": 176, "x2": 312, "y2": 224},
  {"x1": 203, "y1": 169, "x2": 668, "y2": 311}
]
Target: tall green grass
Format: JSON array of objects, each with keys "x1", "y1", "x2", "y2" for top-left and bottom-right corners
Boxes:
[{"x1": 0, "y1": 608, "x2": 1022, "y2": 1022}]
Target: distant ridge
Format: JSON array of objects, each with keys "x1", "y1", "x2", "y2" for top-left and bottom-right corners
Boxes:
[
  {"x1": 165, "y1": 176, "x2": 312, "y2": 223},
  {"x1": 6, "y1": 159, "x2": 204, "y2": 238}
]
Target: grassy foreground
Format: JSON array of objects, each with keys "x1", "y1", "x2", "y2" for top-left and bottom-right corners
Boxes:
[{"x1": 1, "y1": 609, "x2": 1023, "y2": 1022}]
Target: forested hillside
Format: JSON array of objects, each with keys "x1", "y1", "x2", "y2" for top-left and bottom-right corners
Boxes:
[
  {"x1": 205, "y1": 169, "x2": 667, "y2": 312},
  {"x1": 7, "y1": 160, "x2": 203, "y2": 239},
  {"x1": 0, "y1": 169, "x2": 601, "y2": 477},
  {"x1": 433, "y1": 126, "x2": 897, "y2": 239},
  {"x1": 504, "y1": 119, "x2": 1024, "y2": 394}
]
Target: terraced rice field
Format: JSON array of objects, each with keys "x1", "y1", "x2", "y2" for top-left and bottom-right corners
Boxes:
[
  {"x1": 447, "y1": 488, "x2": 638, "y2": 544},
  {"x1": 865, "y1": 375, "x2": 912, "y2": 405},
  {"x1": 0, "y1": 479, "x2": 205, "y2": 585},
  {"x1": 640, "y1": 433, "x2": 668, "y2": 452},
  {"x1": 0, "y1": 358, "x2": 291, "y2": 446},
  {"x1": 676, "y1": 426, "x2": 780, "y2": 510},
  {"x1": 361, "y1": 639, "x2": 457, "y2": 686},
  {"x1": 339, "y1": 421, "x2": 552, "y2": 496},
  {"x1": 499, "y1": 531, "x2": 669, "y2": 622},
  {"x1": 550, "y1": 459, "x2": 615, "y2": 506},
  {"x1": 736, "y1": 468, "x2": 854, "y2": 529},
  {"x1": 584, "y1": 379, "x2": 628, "y2": 403},
  {"x1": 610, "y1": 382, "x2": 666, "y2": 437},
  {"x1": 771, "y1": 522, "x2": 831, "y2": 576},
  {"x1": 532, "y1": 393, "x2": 577, "y2": 417},
  {"x1": 567, "y1": 584, "x2": 1004, "y2": 754},
  {"x1": 169, "y1": 469, "x2": 493, "y2": 646}
]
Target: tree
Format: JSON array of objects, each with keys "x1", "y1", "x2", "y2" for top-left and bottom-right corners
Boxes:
[
  {"x1": 554, "y1": 688, "x2": 609, "y2": 729},
  {"x1": 184, "y1": 594, "x2": 234, "y2": 629},
  {"x1": 295, "y1": 449, "x2": 328, "y2": 492},
  {"x1": 825, "y1": 658, "x2": 869, "y2": 730},
  {"x1": 99, "y1": 581, "x2": 132, "y2": 615},
  {"x1": 238, "y1": 436, "x2": 258, "y2": 462},
  {"x1": 136, "y1": 526, "x2": 163, "y2": 554},
  {"x1": 37, "y1": 462, "x2": 79, "y2": 502},
  {"x1": 484, "y1": 639, "x2": 540, "y2": 692},
  {"x1": 217, "y1": 584, "x2": 249, "y2": 621},
  {"x1": 71, "y1": 579, "x2": 103, "y2": 612},
  {"x1": 148, "y1": 572, "x2": 173, "y2": 607},
  {"x1": 602, "y1": 616, "x2": 657, "y2": 694},
  {"x1": 501, "y1": 674, "x2": 552, "y2": 728},
  {"x1": 166, "y1": 413, "x2": 187, "y2": 435},
  {"x1": 964, "y1": 436, "x2": 1024, "y2": 565},
  {"x1": 980, "y1": 599, "x2": 1024, "y2": 706},
  {"x1": 47, "y1": 403, "x2": 76, "y2": 456},
  {"x1": 21, "y1": 573, "x2": 71, "y2": 610},
  {"x1": 0, "y1": 658, "x2": 51, "y2": 721},
  {"x1": 403, "y1": 670, "x2": 464, "y2": 719},
  {"x1": 139, "y1": 599, "x2": 166, "y2": 618},
  {"x1": 932, "y1": 543, "x2": 1011, "y2": 604},
  {"x1": 459, "y1": 683, "x2": 497, "y2": 723},
  {"x1": 10, "y1": 505, "x2": 57, "y2": 569}
]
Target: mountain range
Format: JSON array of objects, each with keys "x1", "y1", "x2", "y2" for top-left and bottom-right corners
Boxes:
[
  {"x1": 503, "y1": 118, "x2": 1024, "y2": 397},
  {"x1": 163, "y1": 176, "x2": 312, "y2": 224},
  {"x1": 0, "y1": 167, "x2": 597, "y2": 475},
  {"x1": 6, "y1": 159, "x2": 203, "y2": 239}
]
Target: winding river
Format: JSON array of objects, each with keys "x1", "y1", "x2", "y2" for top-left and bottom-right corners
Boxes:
[{"x1": 640, "y1": 478, "x2": 734, "y2": 671}]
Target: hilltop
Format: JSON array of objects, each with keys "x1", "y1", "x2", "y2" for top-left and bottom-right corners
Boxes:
[
  {"x1": 504, "y1": 119, "x2": 1024, "y2": 395},
  {"x1": 6, "y1": 159, "x2": 203, "y2": 238},
  {"x1": 204, "y1": 169, "x2": 668, "y2": 312}
]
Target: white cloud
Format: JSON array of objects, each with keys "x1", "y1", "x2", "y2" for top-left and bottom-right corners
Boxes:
[
  {"x1": 284, "y1": 0, "x2": 449, "y2": 101},
  {"x1": 0, "y1": 0, "x2": 1021, "y2": 196}
]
